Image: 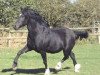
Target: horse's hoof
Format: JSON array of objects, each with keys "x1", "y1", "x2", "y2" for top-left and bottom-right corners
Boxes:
[
  {"x1": 55, "y1": 62, "x2": 62, "y2": 71},
  {"x1": 45, "y1": 68, "x2": 50, "y2": 75},
  {"x1": 12, "y1": 63, "x2": 17, "y2": 71},
  {"x1": 12, "y1": 67, "x2": 17, "y2": 71},
  {"x1": 75, "y1": 64, "x2": 81, "y2": 72}
]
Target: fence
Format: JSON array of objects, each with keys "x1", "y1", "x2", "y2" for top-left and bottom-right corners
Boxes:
[
  {"x1": 0, "y1": 27, "x2": 100, "y2": 48},
  {"x1": 0, "y1": 28, "x2": 27, "y2": 47}
]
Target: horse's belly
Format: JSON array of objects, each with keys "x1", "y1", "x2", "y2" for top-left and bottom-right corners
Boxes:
[
  {"x1": 46, "y1": 47, "x2": 62, "y2": 53},
  {"x1": 46, "y1": 41, "x2": 63, "y2": 53}
]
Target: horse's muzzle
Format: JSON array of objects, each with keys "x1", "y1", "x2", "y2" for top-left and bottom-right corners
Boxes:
[{"x1": 13, "y1": 25, "x2": 18, "y2": 30}]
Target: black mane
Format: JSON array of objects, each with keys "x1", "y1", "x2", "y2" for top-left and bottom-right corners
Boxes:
[{"x1": 22, "y1": 7, "x2": 49, "y2": 27}]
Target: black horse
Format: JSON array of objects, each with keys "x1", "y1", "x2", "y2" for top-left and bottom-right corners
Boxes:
[{"x1": 13, "y1": 7, "x2": 88, "y2": 75}]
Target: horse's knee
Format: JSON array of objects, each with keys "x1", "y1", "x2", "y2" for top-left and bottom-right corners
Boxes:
[
  {"x1": 17, "y1": 52, "x2": 21, "y2": 56},
  {"x1": 17, "y1": 50, "x2": 24, "y2": 55}
]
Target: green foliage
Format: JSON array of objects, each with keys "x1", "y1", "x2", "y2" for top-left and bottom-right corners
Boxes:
[
  {"x1": 0, "y1": 0, "x2": 22, "y2": 27},
  {"x1": 0, "y1": 0, "x2": 100, "y2": 27}
]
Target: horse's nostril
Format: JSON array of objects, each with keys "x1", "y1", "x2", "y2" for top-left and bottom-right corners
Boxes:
[{"x1": 13, "y1": 26, "x2": 15, "y2": 29}]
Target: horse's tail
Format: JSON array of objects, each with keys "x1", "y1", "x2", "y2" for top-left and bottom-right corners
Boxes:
[{"x1": 73, "y1": 30, "x2": 88, "y2": 40}]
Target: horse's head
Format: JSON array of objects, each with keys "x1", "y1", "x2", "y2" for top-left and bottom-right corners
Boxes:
[
  {"x1": 13, "y1": 6, "x2": 49, "y2": 30},
  {"x1": 13, "y1": 7, "x2": 31, "y2": 30}
]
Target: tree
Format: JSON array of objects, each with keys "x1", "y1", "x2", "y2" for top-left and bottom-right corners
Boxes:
[
  {"x1": 0, "y1": 0, "x2": 100, "y2": 28},
  {"x1": 65, "y1": 0, "x2": 100, "y2": 27}
]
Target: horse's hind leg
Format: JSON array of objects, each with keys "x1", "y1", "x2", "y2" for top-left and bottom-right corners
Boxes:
[
  {"x1": 70, "y1": 51, "x2": 81, "y2": 72},
  {"x1": 12, "y1": 45, "x2": 30, "y2": 70},
  {"x1": 55, "y1": 38, "x2": 75, "y2": 71},
  {"x1": 55, "y1": 47, "x2": 72, "y2": 71},
  {"x1": 70, "y1": 51, "x2": 77, "y2": 66}
]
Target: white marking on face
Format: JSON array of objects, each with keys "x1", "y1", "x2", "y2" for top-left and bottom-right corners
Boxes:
[{"x1": 19, "y1": 14, "x2": 22, "y2": 16}]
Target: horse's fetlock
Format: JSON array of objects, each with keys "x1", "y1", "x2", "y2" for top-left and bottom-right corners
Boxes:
[{"x1": 13, "y1": 61, "x2": 17, "y2": 65}]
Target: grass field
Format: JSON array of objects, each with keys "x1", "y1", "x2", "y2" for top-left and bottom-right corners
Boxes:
[{"x1": 0, "y1": 44, "x2": 100, "y2": 75}]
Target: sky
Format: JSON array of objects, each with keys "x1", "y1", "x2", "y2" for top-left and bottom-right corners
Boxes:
[{"x1": 69, "y1": 0, "x2": 77, "y2": 4}]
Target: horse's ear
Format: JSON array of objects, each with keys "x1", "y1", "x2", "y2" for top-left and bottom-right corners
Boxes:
[
  {"x1": 26, "y1": 6, "x2": 30, "y2": 10},
  {"x1": 20, "y1": 7, "x2": 23, "y2": 12},
  {"x1": 20, "y1": 6, "x2": 30, "y2": 12}
]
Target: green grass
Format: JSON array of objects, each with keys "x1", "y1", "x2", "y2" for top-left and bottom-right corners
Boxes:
[{"x1": 0, "y1": 44, "x2": 100, "y2": 75}]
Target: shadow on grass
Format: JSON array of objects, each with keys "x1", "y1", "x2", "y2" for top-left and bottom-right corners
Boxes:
[{"x1": 2, "y1": 67, "x2": 70, "y2": 75}]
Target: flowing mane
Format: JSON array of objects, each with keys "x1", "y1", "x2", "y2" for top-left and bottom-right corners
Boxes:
[{"x1": 21, "y1": 7, "x2": 49, "y2": 27}]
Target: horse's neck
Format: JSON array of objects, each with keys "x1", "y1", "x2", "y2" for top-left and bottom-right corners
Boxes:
[{"x1": 27, "y1": 20, "x2": 49, "y2": 35}]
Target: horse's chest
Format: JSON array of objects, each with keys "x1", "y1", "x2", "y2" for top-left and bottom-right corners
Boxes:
[{"x1": 27, "y1": 35, "x2": 48, "y2": 50}]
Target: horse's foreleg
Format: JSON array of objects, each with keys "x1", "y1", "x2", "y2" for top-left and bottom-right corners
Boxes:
[
  {"x1": 41, "y1": 51, "x2": 50, "y2": 75},
  {"x1": 70, "y1": 51, "x2": 81, "y2": 72},
  {"x1": 12, "y1": 45, "x2": 29, "y2": 70}
]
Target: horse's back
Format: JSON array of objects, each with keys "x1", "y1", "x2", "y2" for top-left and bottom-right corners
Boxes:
[{"x1": 51, "y1": 28, "x2": 76, "y2": 39}]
